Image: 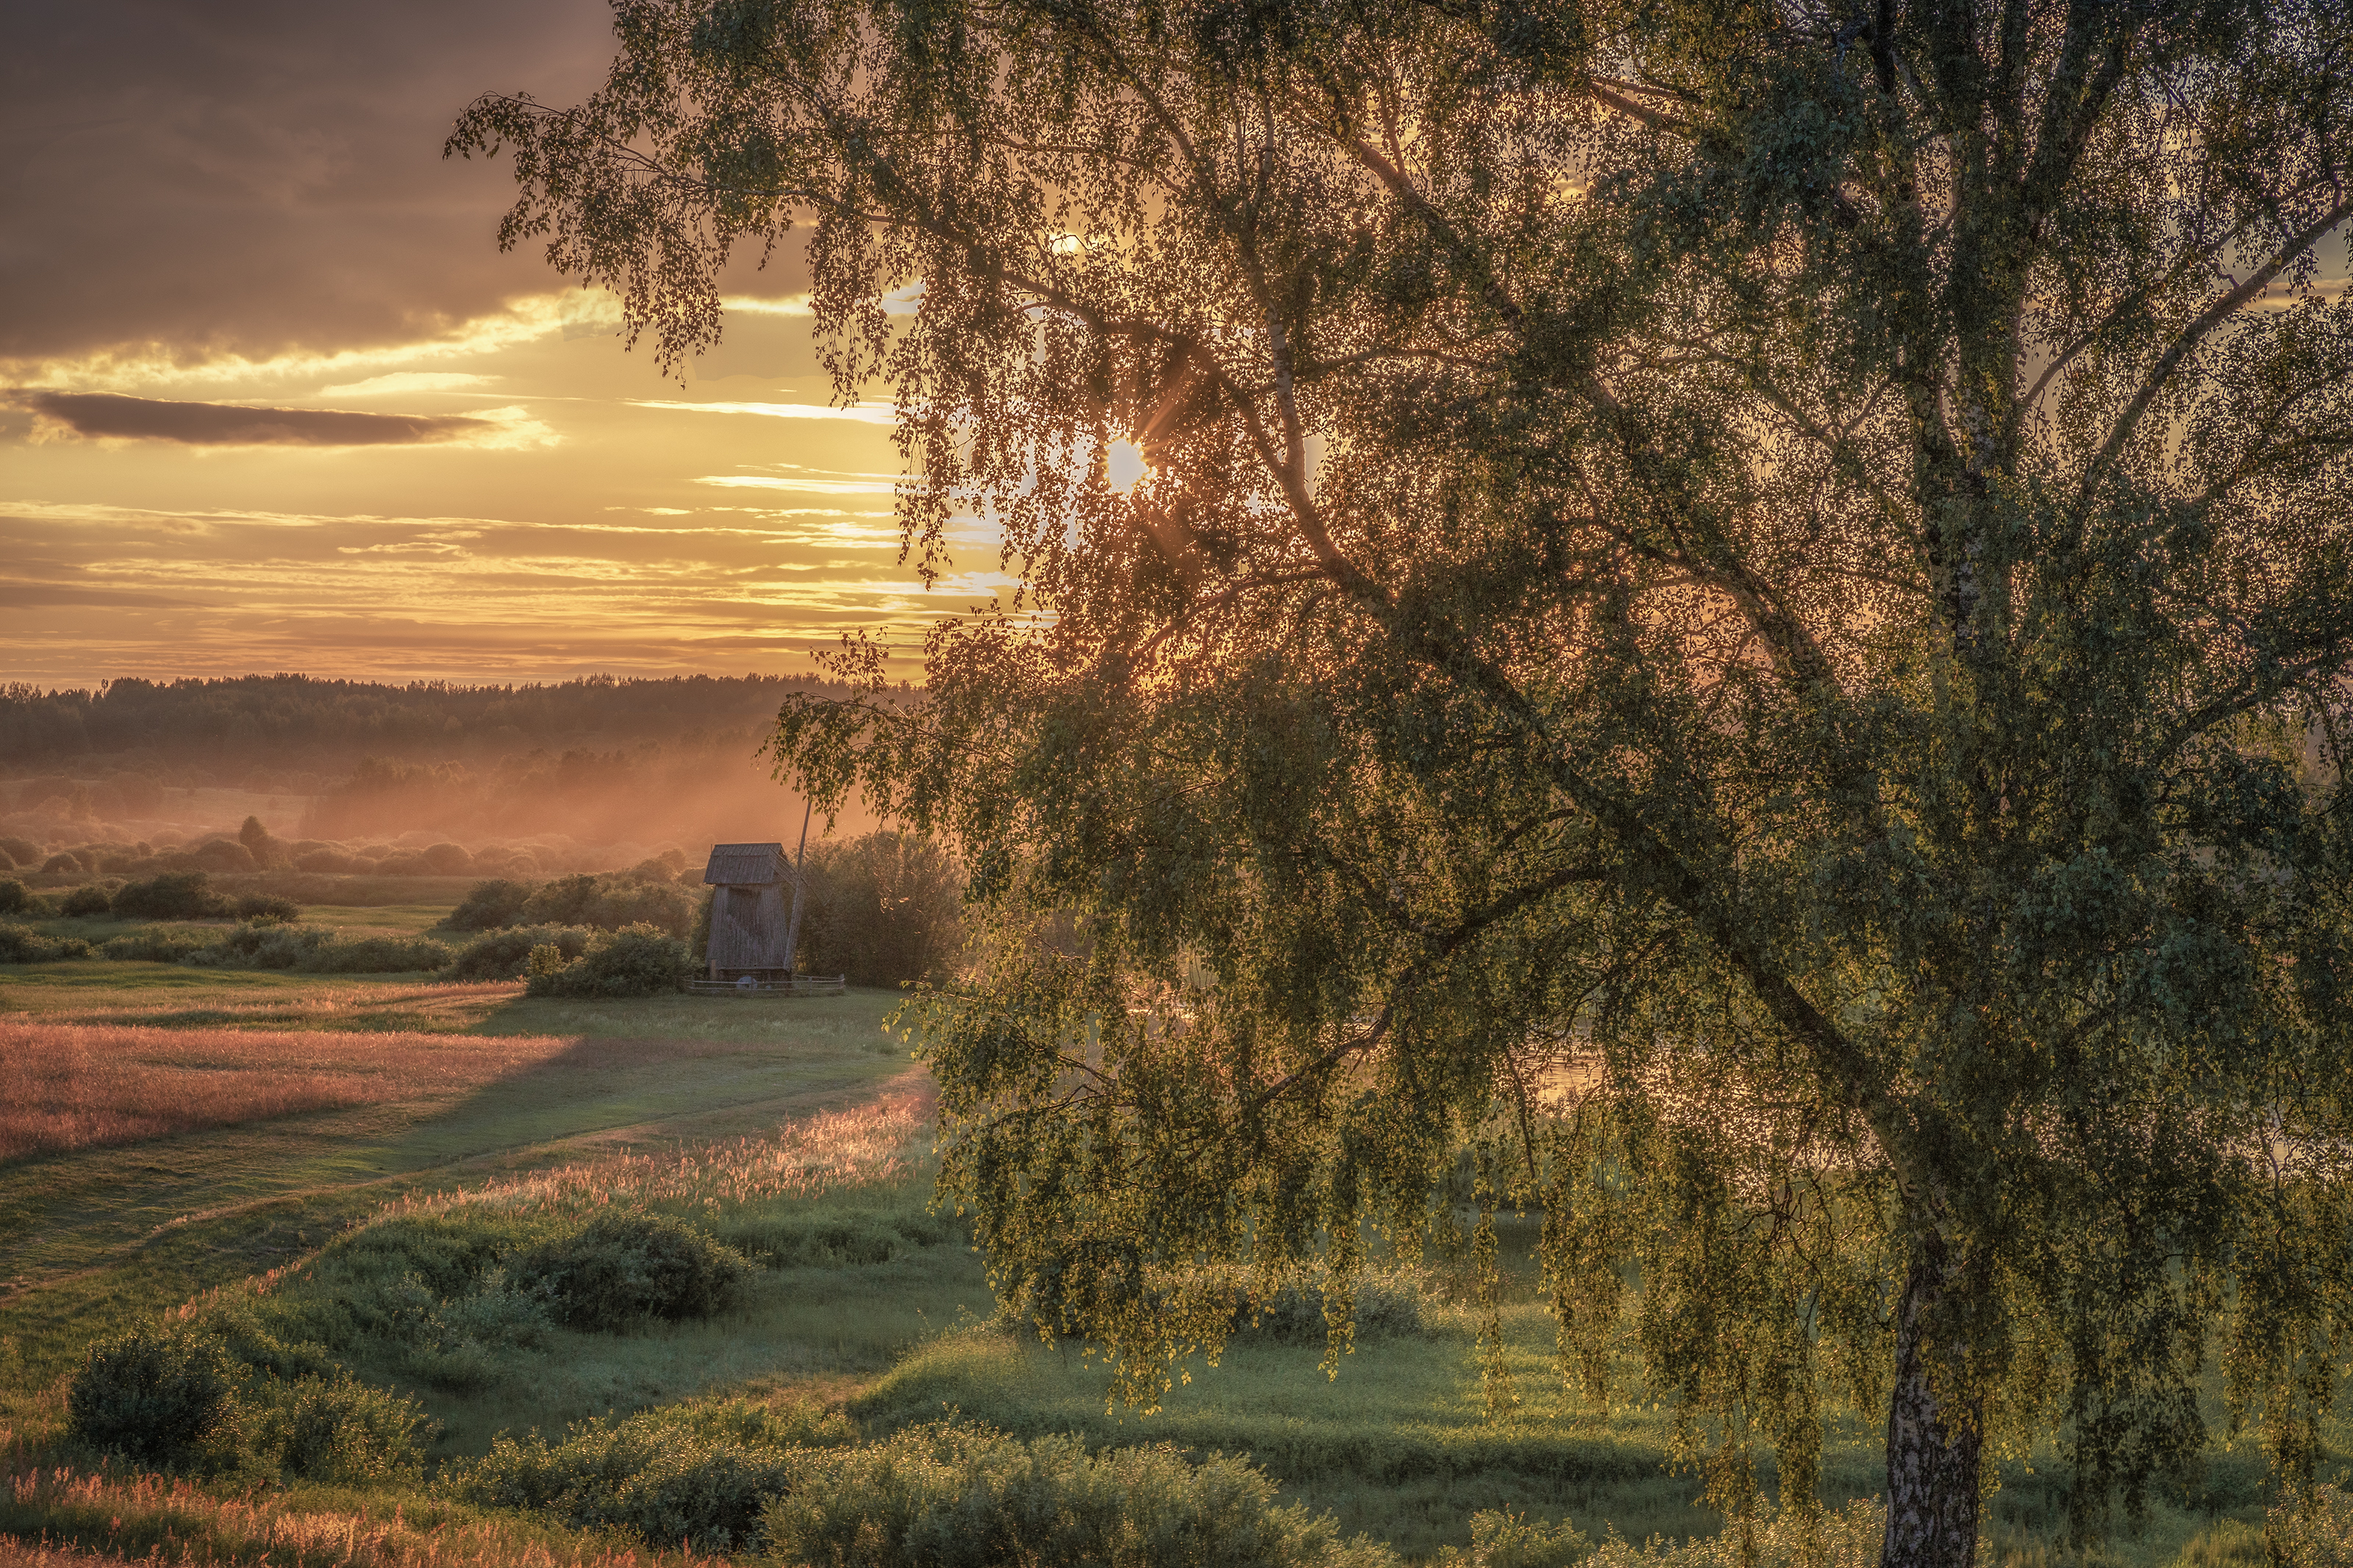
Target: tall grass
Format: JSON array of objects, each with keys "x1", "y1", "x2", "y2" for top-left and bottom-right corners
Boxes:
[
  {"x1": 376, "y1": 1092, "x2": 932, "y2": 1224},
  {"x1": 0, "y1": 1463, "x2": 727, "y2": 1568},
  {"x1": 0, "y1": 1024, "x2": 579, "y2": 1161}
]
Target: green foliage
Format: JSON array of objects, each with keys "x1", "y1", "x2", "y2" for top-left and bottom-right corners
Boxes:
[
  {"x1": 67, "y1": 1324, "x2": 238, "y2": 1468},
  {"x1": 516, "y1": 873, "x2": 695, "y2": 939},
  {"x1": 98, "y1": 926, "x2": 221, "y2": 964},
  {"x1": 1577, "y1": 1500, "x2": 1888, "y2": 1568},
  {"x1": 509, "y1": 1209, "x2": 753, "y2": 1329},
  {"x1": 449, "y1": 877, "x2": 536, "y2": 931},
  {"x1": 523, "y1": 924, "x2": 690, "y2": 998},
  {"x1": 1435, "y1": 1511, "x2": 1592, "y2": 1568},
  {"x1": 0, "y1": 920, "x2": 93, "y2": 962},
  {"x1": 796, "y1": 831, "x2": 965, "y2": 986},
  {"x1": 761, "y1": 1422, "x2": 1397, "y2": 1568},
  {"x1": 711, "y1": 1206, "x2": 954, "y2": 1268},
  {"x1": 2266, "y1": 1485, "x2": 2353, "y2": 1568},
  {"x1": 109, "y1": 870, "x2": 225, "y2": 920},
  {"x1": 239, "y1": 1372, "x2": 439, "y2": 1486},
  {"x1": 458, "y1": 0, "x2": 2353, "y2": 1557},
  {"x1": 0, "y1": 875, "x2": 28, "y2": 913},
  {"x1": 446, "y1": 923, "x2": 594, "y2": 980},
  {"x1": 58, "y1": 883, "x2": 113, "y2": 917},
  {"x1": 233, "y1": 892, "x2": 301, "y2": 923},
  {"x1": 170, "y1": 921, "x2": 451, "y2": 973},
  {"x1": 445, "y1": 1400, "x2": 846, "y2": 1551},
  {"x1": 65, "y1": 1319, "x2": 438, "y2": 1481}
]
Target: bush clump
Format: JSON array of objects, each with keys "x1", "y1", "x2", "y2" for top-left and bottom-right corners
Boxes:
[
  {"x1": 447, "y1": 1400, "x2": 844, "y2": 1551},
  {"x1": 101, "y1": 927, "x2": 218, "y2": 964},
  {"x1": 241, "y1": 1372, "x2": 438, "y2": 1485},
  {"x1": 518, "y1": 873, "x2": 696, "y2": 937},
  {"x1": 1438, "y1": 1512, "x2": 1591, "y2": 1568},
  {"x1": 0, "y1": 876, "x2": 30, "y2": 913},
  {"x1": 110, "y1": 870, "x2": 226, "y2": 920},
  {"x1": 448, "y1": 877, "x2": 535, "y2": 931},
  {"x1": 510, "y1": 1210, "x2": 753, "y2": 1329},
  {"x1": 67, "y1": 1325, "x2": 240, "y2": 1468},
  {"x1": 0, "y1": 920, "x2": 93, "y2": 962},
  {"x1": 233, "y1": 892, "x2": 301, "y2": 923},
  {"x1": 524, "y1": 923, "x2": 690, "y2": 998},
  {"x1": 60, "y1": 883, "x2": 115, "y2": 917},
  {"x1": 764, "y1": 1424, "x2": 1396, "y2": 1568},
  {"x1": 715, "y1": 1208, "x2": 954, "y2": 1269},
  {"x1": 1226, "y1": 1270, "x2": 1432, "y2": 1345},
  {"x1": 446, "y1": 923, "x2": 593, "y2": 981},
  {"x1": 177, "y1": 923, "x2": 450, "y2": 974},
  {"x1": 67, "y1": 1320, "x2": 439, "y2": 1480}
]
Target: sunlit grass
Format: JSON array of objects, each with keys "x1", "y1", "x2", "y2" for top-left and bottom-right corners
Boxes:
[
  {"x1": 380, "y1": 1091, "x2": 932, "y2": 1225},
  {"x1": 0, "y1": 1456, "x2": 729, "y2": 1568}
]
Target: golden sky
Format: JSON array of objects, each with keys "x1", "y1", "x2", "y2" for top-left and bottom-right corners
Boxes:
[{"x1": 0, "y1": 1, "x2": 996, "y2": 690}]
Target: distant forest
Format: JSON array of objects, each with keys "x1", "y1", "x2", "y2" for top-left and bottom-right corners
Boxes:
[
  {"x1": 0, "y1": 674, "x2": 890, "y2": 856},
  {"x1": 0, "y1": 674, "x2": 869, "y2": 770}
]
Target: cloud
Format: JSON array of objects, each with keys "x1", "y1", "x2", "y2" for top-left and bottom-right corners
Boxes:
[
  {"x1": 320, "y1": 371, "x2": 498, "y2": 396},
  {"x1": 0, "y1": 582, "x2": 210, "y2": 609},
  {"x1": 13, "y1": 390, "x2": 494, "y2": 446},
  {"x1": 695, "y1": 473, "x2": 901, "y2": 495},
  {"x1": 629, "y1": 398, "x2": 898, "y2": 424}
]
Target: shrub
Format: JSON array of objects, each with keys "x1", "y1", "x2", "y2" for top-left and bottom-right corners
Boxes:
[
  {"x1": 295, "y1": 933, "x2": 451, "y2": 974},
  {"x1": 68, "y1": 1325, "x2": 238, "y2": 1469},
  {"x1": 0, "y1": 921, "x2": 93, "y2": 962},
  {"x1": 446, "y1": 923, "x2": 593, "y2": 980},
  {"x1": 623, "y1": 851, "x2": 690, "y2": 884},
  {"x1": 510, "y1": 1210, "x2": 752, "y2": 1329},
  {"x1": 41, "y1": 851, "x2": 84, "y2": 874},
  {"x1": 422, "y1": 842, "x2": 474, "y2": 875},
  {"x1": 763, "y1": 1424, "x2": 1396, "y2": 1568},
  {"x1": 713, "y1": 1210, "x2": 946, "y2": 1268},
  {"x1": 169, "y1": 924, "x2": 449, "y2": 974},
  {"x1": 188, "y1": 838, "x2": 259, "y2": 873},
  {"x1": 60, "y1": 883, "x2": 115, "y2": 917},
  {"x1": 524, "y1": 924, "x2": 690, "y2": 998},
  {"x1": 1227, "y1": 1270, "x2": 1432, "y2": 1344},
  {"x1": 796, "y1": 831, "x2": 965, "y2": 986},
  {"x1": 233, "y1": 892, "x2": 301, "y2": 922},
  {"x1": 1577, "y1": 1499, "x2": 1883, "y2": 1568},
  {"x1": 518, "y1": 873, "x2": 696, "y2": 937},
  {"x1": 101, "y1": 927, "x2": 218, "y2": 964},
  {"x1": 1438, "y1": 1513, "x2": 1591, "y2": 1568},
  {"x1": 448, "y1": 877, "x2": 535, "y2": 931},
  {"x1": 242, "y1": 1372, "x2": 438, "y2": 1485},
  {"x1": 2269, "y1": 1486, "x2": 2353, "y2": 1568},
  {"x1": 110, "y1": 870, "x2": 226, "y2": 920},
  {"x1": 0, "y1": 876, "x2": 29, "y2": 913},
  {"x1": 446, "y1": 1401, "x2": 840, "y2": 1551}
]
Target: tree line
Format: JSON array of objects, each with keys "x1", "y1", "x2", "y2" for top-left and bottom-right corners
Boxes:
[{"x1": 0, "y1": 674, "x2": 873, "y2": 767}]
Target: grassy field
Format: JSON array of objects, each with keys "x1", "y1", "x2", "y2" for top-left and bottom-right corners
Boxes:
[{"x1": 0, "y1": 936, "x2": 2339, "y2": 1567}]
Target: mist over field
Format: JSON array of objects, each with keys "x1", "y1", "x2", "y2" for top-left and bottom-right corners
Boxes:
[{"x1": 0, "y1": 674, "x2": 879, "y2": 882}]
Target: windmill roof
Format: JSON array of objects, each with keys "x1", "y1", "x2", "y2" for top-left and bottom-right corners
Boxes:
[{"x1": 703, "y1": 842, "x2": 790, "y2": 885}]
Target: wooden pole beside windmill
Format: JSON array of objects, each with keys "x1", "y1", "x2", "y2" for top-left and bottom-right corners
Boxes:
[{"x1": 785, "y1": 796, "x2": 811, "y2": 979}]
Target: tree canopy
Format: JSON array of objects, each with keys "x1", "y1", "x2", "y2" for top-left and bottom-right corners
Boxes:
[{"x1": 453, "y1": 2, "x2": 2353, "y2": 1564}]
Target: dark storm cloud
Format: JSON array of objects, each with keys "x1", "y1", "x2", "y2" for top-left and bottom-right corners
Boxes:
[
  {"x1": 16, "y1": 390, "x2": 491, "y2": 445},
  {"x1": 0, "y1": 0, "x2": 621, "y2": 366}
]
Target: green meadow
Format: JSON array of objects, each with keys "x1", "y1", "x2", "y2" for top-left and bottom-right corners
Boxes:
[{"x1": 0, "y1": 900, "x2": 2336, "y2": 1567}]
